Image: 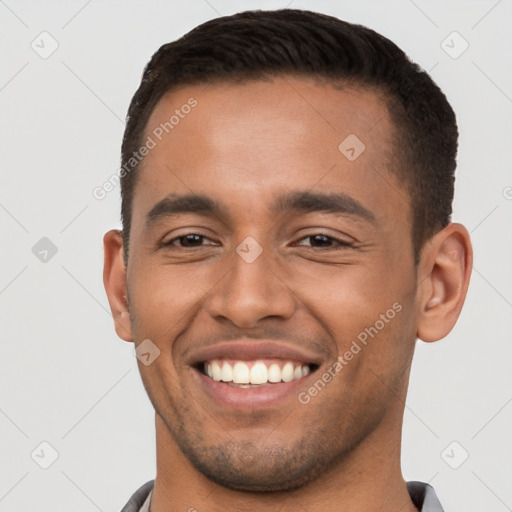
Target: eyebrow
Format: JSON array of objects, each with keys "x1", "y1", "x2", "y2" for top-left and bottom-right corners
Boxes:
[
  {"x1": 145, "y1": 194, "x2": 222, "y2": 229},
  {"x1": 273, "y1": 191, "x2": 377, "y2": 224},
  {"x1": 145, "y1": 191, "x2": 377, "y2": 229}
]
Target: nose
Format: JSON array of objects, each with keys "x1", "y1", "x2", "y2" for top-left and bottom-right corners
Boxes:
[{"x1": 206, "y1": 245, "x2": 296, "y2": 329}]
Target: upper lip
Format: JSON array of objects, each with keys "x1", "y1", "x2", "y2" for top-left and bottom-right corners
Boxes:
[{"x1": 187, "y1": 340, "x2": 325, "y2": 367}]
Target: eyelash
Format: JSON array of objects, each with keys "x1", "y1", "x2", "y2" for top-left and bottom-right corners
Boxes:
[{"x1": 161, "y1": 233, "x2": 352, "y2": 250}]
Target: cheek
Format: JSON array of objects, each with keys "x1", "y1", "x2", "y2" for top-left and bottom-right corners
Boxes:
[
  {"x1": 128, "y1": 262, "x2": 219, "y2": 339},
  {"x1": 286, "y1": 263, "x2": 415, "y2": 368},
  {"x1": 356, "y1": 299, "x2": 417, "y2": 387},
  {"x1": 285, "y1": 262, "x2": 392, "y2": 326}
]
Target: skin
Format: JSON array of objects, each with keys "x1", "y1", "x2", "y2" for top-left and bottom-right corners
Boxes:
[{"x1": 103, "y1": 76, "x2": 472, "y2": 512}]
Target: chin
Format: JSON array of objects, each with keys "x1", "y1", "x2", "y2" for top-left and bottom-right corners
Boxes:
[{"x1": 180, "y1": 439, "x2": 335, "y2": 493}]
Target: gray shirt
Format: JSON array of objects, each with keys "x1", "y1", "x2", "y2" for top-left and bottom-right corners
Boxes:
[{"x1": 121, "y1": 479, "x2": 445, "y2": 511}]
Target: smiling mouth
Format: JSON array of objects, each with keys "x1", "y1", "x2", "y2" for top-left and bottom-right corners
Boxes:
[{"x1": 197, "y1": 359, "x2": 319, "y2": 387}]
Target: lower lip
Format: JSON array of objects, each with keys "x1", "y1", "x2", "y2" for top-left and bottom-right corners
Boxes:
[{"x1": 192, "y1": 368, "x2": 314, "y2": 412}]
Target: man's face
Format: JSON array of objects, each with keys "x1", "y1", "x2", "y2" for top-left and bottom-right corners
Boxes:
[{"x1": 124, "y1": 77, "x2": 421, "y2": 491}]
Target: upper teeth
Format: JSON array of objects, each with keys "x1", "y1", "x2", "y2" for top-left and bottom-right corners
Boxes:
[{"x1": 204, "y1": 360, "x2": 310, "y2": 385}]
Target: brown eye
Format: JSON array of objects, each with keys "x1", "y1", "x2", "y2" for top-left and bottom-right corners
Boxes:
[
  {"x1": 297, "y1": 234, "x2": 351, "y2": 249},
  {"x1": 163, "y1": 233, "x2": 214, "y2": 248},
  {"x1": 308, "y1": 234, "x2": 333, "y2": 247}
]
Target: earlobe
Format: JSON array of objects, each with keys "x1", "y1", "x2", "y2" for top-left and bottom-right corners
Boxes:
[
  {"x1": 416, "y1": 223, "x2": 473, "y2": 343},
  {"x1": 103, "y1": 229, "x2": 133, "y2": 342}
]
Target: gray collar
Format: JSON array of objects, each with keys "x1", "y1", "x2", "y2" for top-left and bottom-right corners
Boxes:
[{"x1": 122, "y1": 479, "x2": 445, "y2": 511}]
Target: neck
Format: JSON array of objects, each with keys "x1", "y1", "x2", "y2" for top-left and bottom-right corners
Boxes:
[{"x1": 149, "y1": 391, "x2": 418, "y2": 512}]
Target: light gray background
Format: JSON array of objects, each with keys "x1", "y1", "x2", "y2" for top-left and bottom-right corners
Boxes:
[{"x1": 1, "y1": 0, "x2": 511, "y2": 510}]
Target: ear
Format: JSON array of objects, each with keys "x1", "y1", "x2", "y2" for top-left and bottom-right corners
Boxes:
[
  {"x1": 103, "y1": 229, "x2": 133, "y2": 342},
  {"x1": 416, "y1": 223, "x2": 473, "y2": 342}
]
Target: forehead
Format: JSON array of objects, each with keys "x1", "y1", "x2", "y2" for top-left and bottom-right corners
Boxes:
[
  {"x1": 145, "y1": 76, "x2": 395, "y2": 162},
  {"x1": 131, "y1": 76, "x2": 407, "y2": 232}
]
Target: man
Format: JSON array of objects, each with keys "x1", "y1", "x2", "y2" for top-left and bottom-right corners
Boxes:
[{"x1": 103, "y1": 9, "x2": 472, "y2": 512}]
